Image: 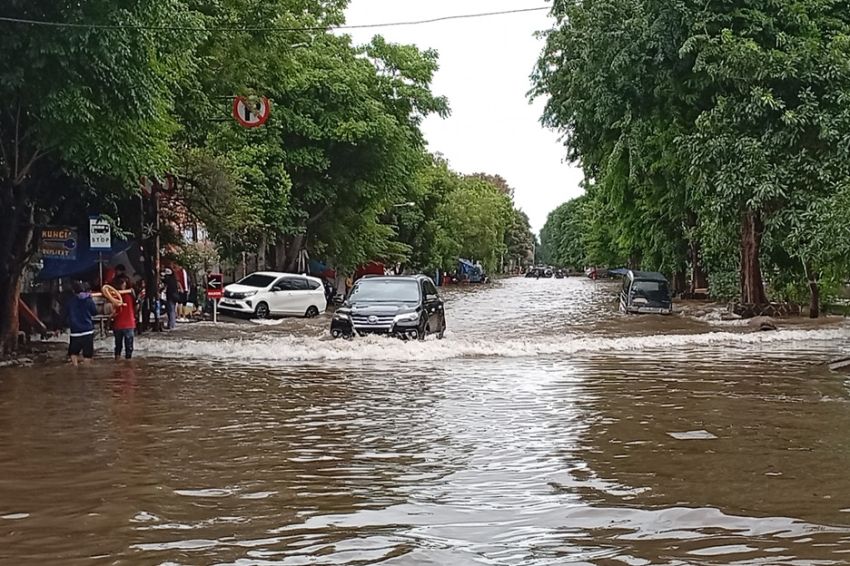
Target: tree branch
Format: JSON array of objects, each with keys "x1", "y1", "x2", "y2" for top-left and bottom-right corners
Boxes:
[
  {"x1": 14, "y1": 149, "x2": 45, "y2": 185},
  {"x1": 179, "y1": 179, "x2": 233, "y2": 230},
  {"x1": 0, "y1": 131, "x2": 9, "y2": 180},
  {"x1": 14, "y1": 102, "x2": 20, "y2": 179},
  {"x1": 308, "y1": 204, "x2": 331, "y2": 224}
]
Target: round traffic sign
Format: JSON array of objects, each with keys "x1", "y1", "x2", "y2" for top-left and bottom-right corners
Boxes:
[{"x1": 232, "y1": 96, "x2": 271, "y2": 128}]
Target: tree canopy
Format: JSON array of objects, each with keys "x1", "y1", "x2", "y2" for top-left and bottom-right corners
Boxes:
[{"x1": 534, "y1": 0, "x2": 850, "y2": 311}]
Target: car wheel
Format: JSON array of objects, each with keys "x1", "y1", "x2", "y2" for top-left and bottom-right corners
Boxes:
[
  {"x1": 305, "y1": 306, "x2": 320, "y2": 318},
  {"x1": 254, "y1": 302, "x2": 270, "y2": 319}
]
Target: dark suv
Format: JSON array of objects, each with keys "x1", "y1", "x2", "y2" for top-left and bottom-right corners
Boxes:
[{"x1": 331, "y1": 275, "x2": 447, "y2": 340}]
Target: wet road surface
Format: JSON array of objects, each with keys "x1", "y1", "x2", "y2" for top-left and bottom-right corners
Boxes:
[{"x1": 2, "y1": 277, "x2": 850, "y2": 565}]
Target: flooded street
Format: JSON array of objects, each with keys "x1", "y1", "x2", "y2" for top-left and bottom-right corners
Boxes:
[{"x1": 3, "y1": 277, "x2": 850, "y2": 565}]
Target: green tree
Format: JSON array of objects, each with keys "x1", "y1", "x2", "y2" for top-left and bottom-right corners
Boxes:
[
  {"x1": 178, "y1": 1, "x2": 449, "y2": 272},
  {"x1": 430, "y1": 173, "x2": 513, "y2": 273},
  {"x1": 533, "y1": 0, "x2": 701, "y2": 291},
  {"x1": 504, "y1": 208, "x2": 535, "y2": 270},
  {"x1": 540, "y1": 195, "x2": 590, "y2": 269},
  {"x1": 681, "y1": 0, "x2": 850, "y2": 306},
  {"x1": 0, "y1": 0, "x2": 202, "y2": 352},
  {"x1": 534, "y1": 0, "x2": 850, "y2": 307}
]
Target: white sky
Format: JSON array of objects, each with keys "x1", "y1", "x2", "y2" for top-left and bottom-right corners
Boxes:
[{"x1": 343, "y1": 0, "x2": 585, "y2": 234}]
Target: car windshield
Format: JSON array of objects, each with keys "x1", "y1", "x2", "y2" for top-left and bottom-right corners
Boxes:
[
  {"x1": 237, "y1": 274, "x2": 275, "y2": 288},
  {"x1": 350, "y1": 279, "x2": 420, "y2": 302},
  {"x1": 633, "y1": 280, "x2": 670, "y2": 300}
]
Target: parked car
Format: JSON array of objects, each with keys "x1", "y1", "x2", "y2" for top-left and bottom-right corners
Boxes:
[
  {"x1": 619, "y1": 270, "x2": 673, "y2": 315},
  {"x1": 331, "y1": 275, "x2": 446, "y2": 340},
  {"x1": 218, "y1": 272, "x2": 327, "y2": 319}
]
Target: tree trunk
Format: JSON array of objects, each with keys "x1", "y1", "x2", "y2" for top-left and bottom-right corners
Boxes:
[
  {"x1": 740, "y1": 211, "x2": 767, "y2": 305},
  {"x1": 805, "y1": 261, "x2": 819, "y2": 319},
  {"x1": 0, "y1": 272, "x2": 22, "y2": 355},
  {"x1": 258, "y1": 232, "x2": 267, "y2": 271},
  {"x1": 284, "y1": 232, "x2": 307, "y2": 273},
  {"x1": 689, "y1": 241, "x2": 709, "y2": 293},
  {"x1": 272, "y1": 241, "x2": 286, "y2": 271},
  {"x1": 685, "y1": 211, "x2": 708, "y2": 294},
  {"x1": 672, "y1": 270, "x2": 687, "y2": 297},
  {"x1": 0, "y1": 229, "x2": 34, "y2": 354}
]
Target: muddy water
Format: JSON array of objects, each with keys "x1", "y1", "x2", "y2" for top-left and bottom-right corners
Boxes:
[{"x1": 2, "y1": 278, "x2": 850, "y2": 565}]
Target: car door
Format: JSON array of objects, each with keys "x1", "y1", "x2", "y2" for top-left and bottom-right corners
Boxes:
[
  {"x1": 289, "y1": 277, "x2": 313, "y2": 315},
  {"x1": 422, "y1": 279, "x2": 443, "y2": 330},
  {"x1": 304, "y1": 278, "x2": 326, "y2": 312},
  {"x1": 268, "y1": 277, "x2": 296, "y2": 315}
]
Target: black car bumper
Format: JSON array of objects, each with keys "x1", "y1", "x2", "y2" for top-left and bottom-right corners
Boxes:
[{"x1": 330, "y1": 316, "x2": 424, "y2": 339}]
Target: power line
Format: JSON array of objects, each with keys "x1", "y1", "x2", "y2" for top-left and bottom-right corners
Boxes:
[{"x1": 0, "y1": 6, "x2": 550, "y2": 33}]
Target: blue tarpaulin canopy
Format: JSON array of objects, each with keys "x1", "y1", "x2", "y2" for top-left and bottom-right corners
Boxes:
[
  {"x1": 37, "y1": 236, "x2": 132, "y2": 281},
  {"x1": 458, "y1": 258, "x2": 474, "y2": 274},
  {"x1": 308, "y1": 259, "x2": 336, "y2": 278},
  {"x1": 309, "y1": 259, "x2": 327, "y2": 274},
  {"x1": 458, "y1": 258, "x2": 485, "y2": 283}
]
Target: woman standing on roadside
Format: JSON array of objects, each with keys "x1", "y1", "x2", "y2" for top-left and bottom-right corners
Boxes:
[{"x1": 112, "y1": 278, "x2": 136, "y2": 360}]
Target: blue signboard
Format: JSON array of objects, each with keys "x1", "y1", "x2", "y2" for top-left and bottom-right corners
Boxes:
[{"x1": 39, "y1": 227, "x2": 78, "y2": 260}]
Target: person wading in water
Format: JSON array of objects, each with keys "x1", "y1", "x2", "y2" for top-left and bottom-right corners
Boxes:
[
  {"x1": 66, "y1": 281, "x2": 97, "y2": 366},
  {"x1": 163, "y1": 268, "x2": 180, "y2": 330},
  {"x1": 112, "y1": 278, "x2": 137, "y2": 360}
]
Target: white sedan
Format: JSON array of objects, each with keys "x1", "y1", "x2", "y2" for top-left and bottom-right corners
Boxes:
[{"x1": 218, "y1": 272, "x2": 327, "y2": 319}]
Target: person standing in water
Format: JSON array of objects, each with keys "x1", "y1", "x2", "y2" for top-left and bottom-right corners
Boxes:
[
  {"x1": 163, "y1": 268, "x2": 179, "y2": 330},
  {"x1": 67, "y1": 281, "x2": 97, "y2": 365},
  {"x1": 112, "y1": 278, "x2": 136, "y2": 360}
]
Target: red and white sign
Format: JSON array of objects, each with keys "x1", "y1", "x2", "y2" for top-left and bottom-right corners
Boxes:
[
  {"x1": 207, "y1": 273, "x2": 224, "y2": 299},
  {"x1": 232, "y1": 96, "x2": 271, "y2": 128}
]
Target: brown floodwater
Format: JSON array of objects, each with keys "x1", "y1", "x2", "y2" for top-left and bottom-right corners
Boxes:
[{"x1": 2, "y1": 277, "x2": 850, "y2": 565}]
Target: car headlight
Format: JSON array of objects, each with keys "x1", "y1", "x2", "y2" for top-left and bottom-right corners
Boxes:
[
  {"x1": 231, "y1": 290, "x2": 257, "y2": 299},
  {"x1": 394, "y1": 312, "x2": 419, "y2": 323}
]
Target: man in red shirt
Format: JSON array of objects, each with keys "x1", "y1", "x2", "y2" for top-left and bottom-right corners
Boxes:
[{"x1": 113, "y1": 278, "x2": 137, "y2": 360}]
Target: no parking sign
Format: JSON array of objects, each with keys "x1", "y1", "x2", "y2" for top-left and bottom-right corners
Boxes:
[{"x1": 232, "y1": 96, "x2": 271, "y2": 128}]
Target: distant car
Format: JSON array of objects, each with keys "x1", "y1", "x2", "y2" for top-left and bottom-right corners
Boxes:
[
  {"x1": 331, "y1": 275, "x2": 446, "y2": 340},
  {"x1": 619, "y1": 270, "x2": 673, "y2": 315},
  {"x1": 525, "y1": 267, "x2": 553, "y2": 278},
  {"x1": 218, "y1": 272, "x2": 327, "y2": 319}
]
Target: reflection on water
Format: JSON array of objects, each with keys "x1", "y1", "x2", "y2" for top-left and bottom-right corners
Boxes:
[{"x1": 2, "y1": 277, "x2": 850, "y2": 564}]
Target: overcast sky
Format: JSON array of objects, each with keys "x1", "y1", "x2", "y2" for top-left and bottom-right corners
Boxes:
[{"x1": 343, "y1": 0, "x2": 585, "y2": 234}]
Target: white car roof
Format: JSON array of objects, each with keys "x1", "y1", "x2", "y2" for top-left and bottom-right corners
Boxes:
[{"x1": 249, "y1": 271, "x2": 322, "y2": 282}]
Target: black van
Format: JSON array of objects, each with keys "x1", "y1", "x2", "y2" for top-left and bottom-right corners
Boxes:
[{"x1": 619, "y1": 271, "x2": 673, "y2": 315}]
